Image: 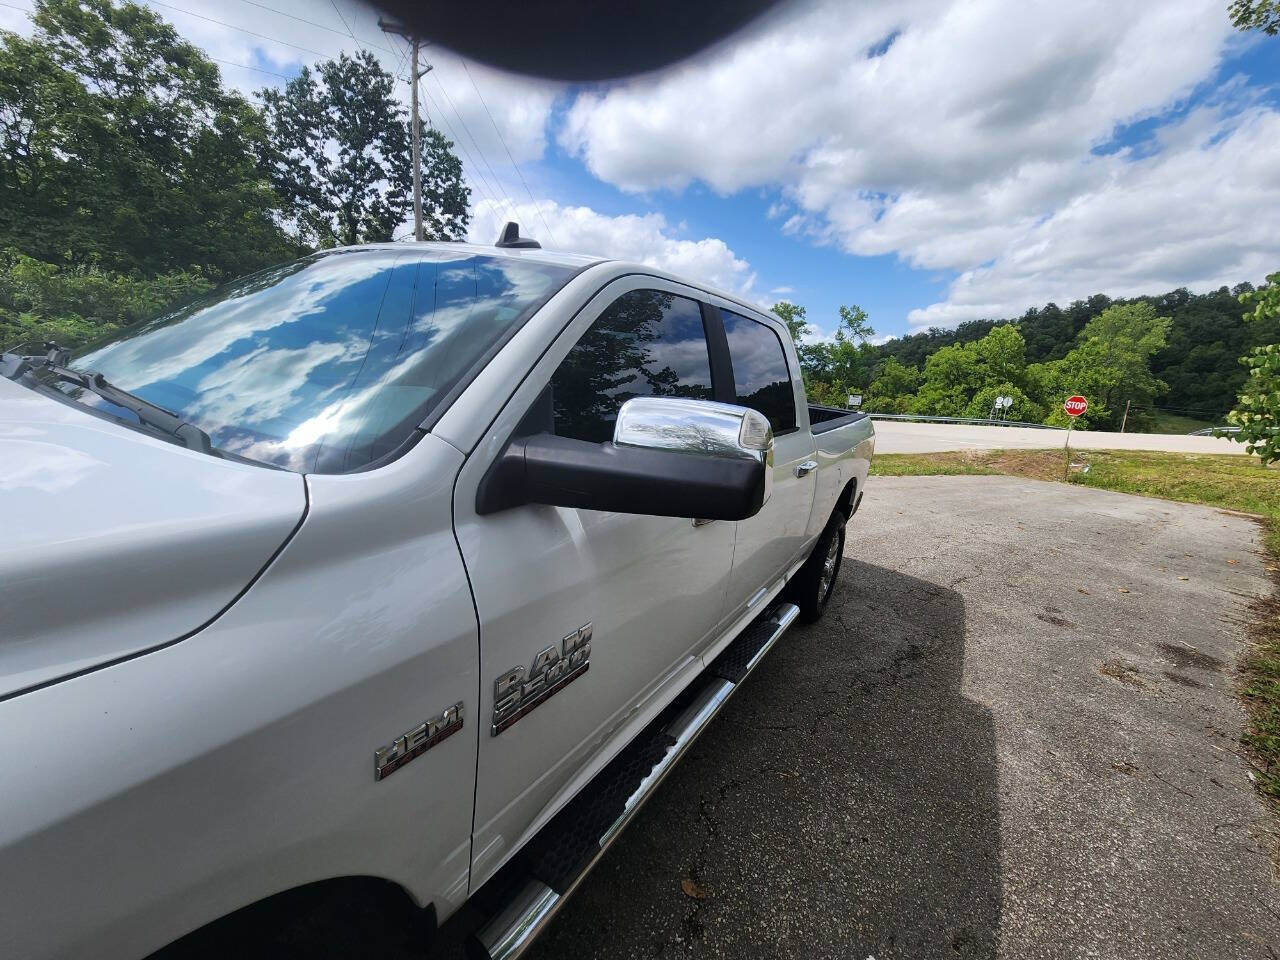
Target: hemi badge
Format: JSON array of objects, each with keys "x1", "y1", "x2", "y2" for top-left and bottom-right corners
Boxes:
[{"x1": 374, "y1": 701, "x2": 464, "y2": 782}]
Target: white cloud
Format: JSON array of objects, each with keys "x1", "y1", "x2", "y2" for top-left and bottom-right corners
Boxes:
[
  {"x1": 558, "y1": 0, "x2": 1279, "y2": 327},
  {"x1": 467, "y1": 199, "x2": 759, "y2": 298}
]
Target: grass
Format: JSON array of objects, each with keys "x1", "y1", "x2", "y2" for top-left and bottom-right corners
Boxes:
[
  {"x1": 871, "y1": 448, "x2": 1280, "y2": 800},
  {"x1": 1149, "y1": 410, "x2": 1215, "y2": 435}
]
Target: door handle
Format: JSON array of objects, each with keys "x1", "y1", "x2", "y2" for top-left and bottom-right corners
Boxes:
[
  {"x1": 691, "y1": 518, "x2": 717, "y2": 527},
  {"x1": 794, "y1": 460, "x2": 818, "y2": 478}
]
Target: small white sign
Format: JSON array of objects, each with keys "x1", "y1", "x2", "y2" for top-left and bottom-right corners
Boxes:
[{"x1": 848, "y1": 394, "x2": 862, "y2": 407}]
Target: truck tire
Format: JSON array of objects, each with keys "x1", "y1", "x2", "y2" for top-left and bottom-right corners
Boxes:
[{"x1": 788, "y1": 512, "x2": 846, "y2": 623}]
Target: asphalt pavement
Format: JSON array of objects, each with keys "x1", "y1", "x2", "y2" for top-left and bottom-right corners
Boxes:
[
  {"x1": 872, "y1": 419, "x2": 1248, "y2": 455},
  {"x1": 501, "y1": 475, "x2": 1280, "y2": 959}
]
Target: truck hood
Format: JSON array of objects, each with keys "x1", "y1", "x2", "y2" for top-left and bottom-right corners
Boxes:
[{"x1": 0, "y1": 377, "x2": 307, "y2": 700}]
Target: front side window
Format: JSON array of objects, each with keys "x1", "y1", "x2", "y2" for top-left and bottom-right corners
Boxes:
[
  {"x1": 550, "y1": 289, "x2": 714, "y2": 443},
  {"x1": 54, "y1": 250, "x2": 576, "y2": 472},
  {"x1": 721, "y1": 309, "x2": 797, "y2": 434}
]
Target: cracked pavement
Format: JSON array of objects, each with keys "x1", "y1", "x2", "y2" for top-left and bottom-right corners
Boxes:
[{"x1": 444, "y1": 475, "x2": 1280, "y2": 959}]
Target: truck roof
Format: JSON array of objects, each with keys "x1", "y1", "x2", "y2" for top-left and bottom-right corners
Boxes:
[
  {"x1": 354, "y1": 241, "x2": 605, "y2": 271},
  {"x1": 353, "y1": 241, "x2": 774, "y2": 328}
]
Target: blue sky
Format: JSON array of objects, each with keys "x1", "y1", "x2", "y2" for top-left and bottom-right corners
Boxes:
[{"x1": 3, "y1": 0, "x2": 1278, "y2": 343}]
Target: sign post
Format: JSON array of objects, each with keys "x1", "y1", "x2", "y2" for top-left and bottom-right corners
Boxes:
[{"x1": 1062, "y1": 395, "x2": 1088, "y2": 478}]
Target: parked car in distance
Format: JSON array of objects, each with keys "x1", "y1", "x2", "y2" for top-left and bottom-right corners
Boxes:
[{"x1": 0, "y1": 226, "x2": 874, "y2": 960}]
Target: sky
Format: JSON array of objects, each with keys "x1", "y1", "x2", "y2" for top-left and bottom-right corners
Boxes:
[{"x1": 3, "y1": 0, "x2": 1279, "y2": 343}]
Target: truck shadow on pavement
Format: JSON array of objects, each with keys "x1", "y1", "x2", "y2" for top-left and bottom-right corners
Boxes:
[{"x1": 518, "y1": 559, "x2": 1002, "y2": 960}]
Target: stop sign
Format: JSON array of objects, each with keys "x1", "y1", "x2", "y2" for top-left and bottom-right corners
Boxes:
[{"x1": 1063, "y1": 395, "x2": 1088, "y2": 417}]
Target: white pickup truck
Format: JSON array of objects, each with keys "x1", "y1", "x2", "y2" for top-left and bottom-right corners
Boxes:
[{"x1": 0, "y1": 229, "x2": 874, "y2": 960}]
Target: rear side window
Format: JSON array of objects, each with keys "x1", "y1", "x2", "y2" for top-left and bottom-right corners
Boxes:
[
  {"x1": 550, "y1": 289, "x2": 714, "y2": 443},
  {"x1": 721, "y1": 310, "x2": 797, "y2": 433}
]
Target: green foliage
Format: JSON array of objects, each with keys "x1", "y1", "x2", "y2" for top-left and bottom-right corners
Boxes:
[
  {"x1": 1226, "y1": 275, "x2": 1280, "y2": 465},
  {"x1": 0, "y1": 248, "x2": 211, "y2": 351},
  {"x1": 913, "y1": 324, "x2": 1035, "y2": 418},
  {"x1": 862, "y1": 356, "x2": 919, "y2": 413},
  {"x1": 1230, "y1": 0, "x2": 1280, "y2": 33},
  {"x1": 964, "y1": 383, "x2": 1043, "y2": 422},
  {"x1": 261, "y1": 51, "x2": 469, "y2": 247},
  {"x1": 874, "y1": 286, "x2": 1271, "y2": 420},
  {"x1": 417, "y1": 126, "x2": 470, "y2": 241},
  {"x1": 1033, "y1": 303, "x2": 1171, "y2": 430},
  {"x1": 1241, "y1": 270, "x2": 1280, "y2": 326},
  {"x1": 792, "y1": 302, "x2": 879, "y2": 405},
  {"x1": 0, "y1": 0, "x2": 300, "y2": 279},
  {"x1": 837, "y1": 303, "x2": 874, "y2": 342},
  {"x1": 770, "y1": 301, "x2": 809, "y2": 342}
]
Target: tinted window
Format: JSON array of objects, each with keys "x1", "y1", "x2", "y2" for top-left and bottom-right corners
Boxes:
[
  {"x1": 60, "y1": 250, "x2": 576, "y2": 472},
  {"x1": 721, "y1": 310, "x2": 796, "y2": 433},
  {"x1": 550, "y1": 289, "x2": 714, "y2": 443}
]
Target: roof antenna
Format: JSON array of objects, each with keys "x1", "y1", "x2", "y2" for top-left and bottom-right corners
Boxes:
[{"x1": 495, "y1": 221, "x2": 541, "y2": 249}]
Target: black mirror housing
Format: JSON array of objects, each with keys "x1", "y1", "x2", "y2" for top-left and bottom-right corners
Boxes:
[{"x1": 476, "y1": 432, "x2": 767, "y2": 520}]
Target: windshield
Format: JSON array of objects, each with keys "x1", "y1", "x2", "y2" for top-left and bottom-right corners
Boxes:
[{"x1": 59, "y1": 249, "x2": 577, "y2": 473}]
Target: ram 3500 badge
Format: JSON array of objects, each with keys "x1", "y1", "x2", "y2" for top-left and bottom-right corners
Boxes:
[{"x1": 492, "y1": 623, "x2": 592, "y2": 735}]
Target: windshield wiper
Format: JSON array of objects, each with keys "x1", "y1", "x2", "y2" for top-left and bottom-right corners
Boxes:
[{"x1": 12, "y1": 342, "x2": 212, "y2": 453}]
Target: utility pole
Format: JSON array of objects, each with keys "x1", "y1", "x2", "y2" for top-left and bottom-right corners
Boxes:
[
  {"x1": 1120, "y1": 399, "x2": 1131, "y2": 433},
  {"x1": 378, "y1": 19, "x2": 432, "y2": 241}
]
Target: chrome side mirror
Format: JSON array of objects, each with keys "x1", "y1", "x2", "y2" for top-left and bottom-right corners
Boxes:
[{"x1": 614, "y1": 397, "x2": 774, "y2": 505}]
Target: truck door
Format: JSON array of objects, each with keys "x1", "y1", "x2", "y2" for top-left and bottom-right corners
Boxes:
[
  {"x1": 452, "y1": 279, "x2": 737, "y2": 889},
  {"x1": 716, "y1": 307, "x2": 817, "y2": 618}
]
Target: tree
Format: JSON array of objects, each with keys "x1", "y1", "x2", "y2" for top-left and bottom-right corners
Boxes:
[
  {"x1": 838, "y1": 303, "x2": 875, "y2": 342},
  {"x1": 913, "y1": 324, "x2": 1037, "y2": 418},
  {"x1": 0, "y1": 248, "x2": 211, "y2": 350},
  {"x1": 0, "y1": 0, "x2": 297, "y2": 279},
  {"x1": 262, "y1": 51, "x2": 469, "y2": 247},
  {"x1": 1230, "y1": 0, "x2": 1280, "y2": 33},
  {"x1": 418, "y1": 126, "x2": 470, "y2": 241},
  {"x1": 863, "y1": 356, "x2": 919, "y2": 413},
  {"x1": 1227, "y1": 346, "x2": 1280, "y2": 464},
  {"x1": 1225, "y1": 273, "x2": 1280, "y2": 464},
  {"x1": 1035, "y1": 303, "x2": 1172, "y2": 429},
  {"x1": 771, "y1": 301, "x2": 809, "y2": 342}
]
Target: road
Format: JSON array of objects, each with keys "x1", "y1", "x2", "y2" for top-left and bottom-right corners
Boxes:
[
  {"x1": 872, "y1": 419, "x2": 1248, "y2": 455},
  {"x1": 483, "y1": 476, "x2": 1277, "y2": 959}
]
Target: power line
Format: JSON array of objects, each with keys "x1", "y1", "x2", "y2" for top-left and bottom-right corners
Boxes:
[
  {"x1": 325, "y1": 0, "x2": 361, "y2": 50},
  {"x1": 458, "y1": 58, "x2": 558, "y2": 247},
  {"x1": 234, "y1": 0, "x2": 397, "y2": 55},
  {"x1": 380, "y1": 32, "x2": 512, "y2": 239},
  {"x1": 418, "y1": 78, "x2": 510, "y2": 216},
  {"x1": 378, "y1": 35, "x2": 504, "y2": 221},
  {"x1": 374, "y1": 37, "x2": 511, "y2": 225},
  {"x1": 139, "y1": 0, "x2": 329, "y2": 59},
  {"x1": 427, "y1": 68, "x2": 523, "y2": 226},
  {"x1": 211, "y1": 56, "x2": 293, "y2": 80}
]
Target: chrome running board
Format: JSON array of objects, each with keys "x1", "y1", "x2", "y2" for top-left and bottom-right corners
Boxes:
[{"x1": 473, "y1": 602, "x2": 800, "y2": 960}]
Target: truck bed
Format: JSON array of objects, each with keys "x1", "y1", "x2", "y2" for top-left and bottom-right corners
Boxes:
[{"x1": 808, "y1": 404, "x2": 869, "y2": 434}]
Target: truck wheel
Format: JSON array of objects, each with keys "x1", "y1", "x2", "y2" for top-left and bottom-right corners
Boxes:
[{"x1": 789, "y1": 513, "x2": 846, "y2": 623}]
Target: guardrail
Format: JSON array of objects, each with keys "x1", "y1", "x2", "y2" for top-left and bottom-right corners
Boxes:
[
  {"x1": 1188, "y1": 426, "x2": 1239, "y2": 436},
  {"x1": 865, "y1": 413, "x2": 1066, "y2": 430}
]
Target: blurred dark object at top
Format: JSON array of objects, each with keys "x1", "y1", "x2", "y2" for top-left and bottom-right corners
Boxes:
[{"x1": 368, "y1": 0, "x2": 786, "y2": 80}]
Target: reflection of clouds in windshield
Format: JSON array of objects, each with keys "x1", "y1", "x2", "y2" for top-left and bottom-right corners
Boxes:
[
  {"x1": 230, "y1": 345, "x2": 431, "y2": 471},
  {"x1": 188, "y1": 337, "x2": 367, "y2": 432},
  {"x1": 82, "y1": 253, "x2": 402, "y2": 390},
  {"x1": 70, "y1": 251, "x2": 575, "y2": 472}
]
